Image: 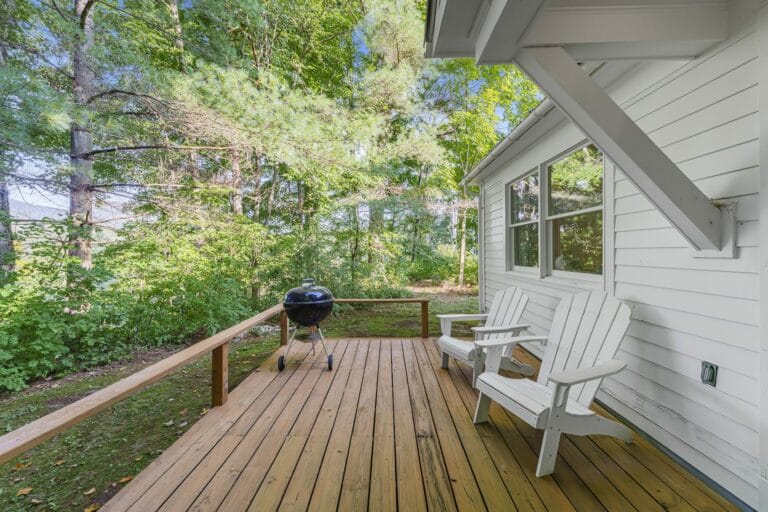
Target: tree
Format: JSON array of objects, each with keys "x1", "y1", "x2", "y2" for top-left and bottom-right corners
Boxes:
[
  {"x1": 426, "y1": 59, "x2": 539, "y2": 285},
  {"x1": 0, "y1": 0, "x2": 544, "y2": 392}
]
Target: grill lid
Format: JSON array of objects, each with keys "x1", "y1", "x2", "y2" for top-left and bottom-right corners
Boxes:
[{"x1": 283, "y1": 278, "x2": 334, "y2": 305}]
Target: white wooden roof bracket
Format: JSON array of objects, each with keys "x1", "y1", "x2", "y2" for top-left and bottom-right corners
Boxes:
[{"x1": 515, "y1": 46, "x2": 736, "y2": 259}]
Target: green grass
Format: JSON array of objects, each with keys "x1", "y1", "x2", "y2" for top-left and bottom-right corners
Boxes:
[{"x1": 0, "y1": 292, "x2": 478, "y2": 511}]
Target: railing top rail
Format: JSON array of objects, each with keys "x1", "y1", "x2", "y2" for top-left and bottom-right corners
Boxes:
[
  {"x1": 0, "y1": 303, "x2": 284, "y2": 465},
  {"x1": 334, "y1": 298, "x2": 429, "y2": 303}
]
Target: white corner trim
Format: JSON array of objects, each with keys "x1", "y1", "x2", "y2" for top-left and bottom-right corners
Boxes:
[{"x1": 757, "y1": 3, "x2": 768, "y2": 511}]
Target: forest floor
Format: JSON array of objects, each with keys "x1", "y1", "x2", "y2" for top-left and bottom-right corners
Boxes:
[{"x1": 0, "y1": 288, "x2": 478, "y2": 512}]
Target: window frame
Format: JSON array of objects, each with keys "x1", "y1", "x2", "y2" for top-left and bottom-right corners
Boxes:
[
  {"x1": 505, "y1": 141, "x2": 605, "y2": 284},
  {"x1": 505, "y1": 169, "x2": 540, "y2": 273}
]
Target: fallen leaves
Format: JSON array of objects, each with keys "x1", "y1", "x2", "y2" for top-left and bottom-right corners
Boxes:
[
  {"x1": 84, "y1": 504, "x2": 101, "y2": 512},
  {"x1": 16, "y1": 487, "x2": 32, "y2": 496},
  {"x1": 13, "y1": 461, "x2": 31, "y2": 471},
  {"x1": 83, "y1": 487, "x2": 96, "y2": 495},
  {"x1": 163, "y1": 419, "x2": 174, "y2": 427},
  {"x1": 54, "y1": 458, "x2": 65, "y2": 466},
  {"x1": 119, "y1": 475, "x2": 133, "y2": 483}
]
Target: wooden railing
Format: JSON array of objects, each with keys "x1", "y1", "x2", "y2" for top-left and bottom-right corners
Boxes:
[
  {"x1": 0, "y1": 303, "x2": 284, "y2": 465},
  {"x1": 0, "y1": 297, "x2": 430, "y2": 465},
  {"x1": 333, "y1": 298, "x2": 430, "y2": 339}
]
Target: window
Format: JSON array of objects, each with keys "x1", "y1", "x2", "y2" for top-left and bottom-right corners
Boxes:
[
  {"x1": 507, "y1": 171, "x2": 539, "y2": 268},
  {"x1": 506, "y1": 144, "x2": 604, "y2": 276},
  {"x1": 548, "y1": 145, "x2": 603, "y2": 274}
]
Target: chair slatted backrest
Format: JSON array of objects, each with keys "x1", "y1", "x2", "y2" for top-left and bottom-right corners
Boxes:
[
  {"x1": 537, "y1": 290, "x2": 631, "y2": 407},
  {"x1": 483, "y1": 287, "x2": 528, "y2": 340}
]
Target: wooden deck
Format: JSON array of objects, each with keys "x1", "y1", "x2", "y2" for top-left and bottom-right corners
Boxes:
[{"x1": 102, "y1": 338, "x2": 739, "y2": 512}]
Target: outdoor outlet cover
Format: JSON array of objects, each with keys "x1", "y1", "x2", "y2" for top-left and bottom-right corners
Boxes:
[{"x1": 700, "y1": 361, "x2": 718, "y2": 387}]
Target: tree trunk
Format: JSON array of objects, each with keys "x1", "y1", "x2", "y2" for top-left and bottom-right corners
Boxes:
[
  {"x1": 252, "y1": 153, "x2": 262, "y2": 219},
  {"x1": 368, "y1": 201, "x2": 384, "y2": 264},
  {"x1": 0, "y1": 172, "x2": 13, "y2": 274},
  {"x1": 69, "y1": 0, "x2": 96, "y2": 270},
  {"x1": 0, "y1": 33, "x2": 13, "y2": 274},
  {"x1": 296, "y1": 180, "x2": 305, "y2": 227},
  {"x1": 167, "y1": 0, "x2": 185, "y2": 71},
  {"x1": 458, "y1": 202, "x2": 467, "y2": 287},
  {"x1": 230, "y1": 149, "x2": 243, "y2": 215},
  {"x1": 410, "y1": 165, "x2": 425, "y2": 262},
  {"x1": 265, "y1": 166, "x2": 278, "y2": 222},
  {"x1": 350, "y1": 205, "x2": 360, "y2": 281}
]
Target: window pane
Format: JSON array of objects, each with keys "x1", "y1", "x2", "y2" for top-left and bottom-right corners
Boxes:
[
  {"x1": 513, "y1": 224, "x2": 538, "y2": 267},
  {"x1": 549, "y1": 145, "x2": 603, "y2": 216},
  {"x1": 510, "y1": 173, "x2": 539, "y2": 223},
  {"x1": 551, "y1": 211, "x2": 602, "y2": 274}
]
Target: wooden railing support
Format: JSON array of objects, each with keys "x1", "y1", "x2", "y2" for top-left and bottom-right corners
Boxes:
[
  {"x1": 421, "y1": 300, "x2": 429, "y2": 339},
  {"x1": 280, "y1": 310, "x2": 289, "y2": 345},
  {"x1": 211, "y1": 343, "x2": 229, "y2": 406}
]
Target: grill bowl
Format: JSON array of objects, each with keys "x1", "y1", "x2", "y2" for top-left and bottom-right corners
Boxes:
[{"x1": 283, "y1": 278, "x2": 334, "y2": 327}]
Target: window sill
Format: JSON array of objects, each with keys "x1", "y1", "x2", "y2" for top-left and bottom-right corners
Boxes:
[{"x1": 504, "y1": 268, "x2": 603, "y2": 292}]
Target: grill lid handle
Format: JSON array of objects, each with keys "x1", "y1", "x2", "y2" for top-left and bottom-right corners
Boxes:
[{"x1": 301, "y1": 277, "x2": 316, "y2": 288}]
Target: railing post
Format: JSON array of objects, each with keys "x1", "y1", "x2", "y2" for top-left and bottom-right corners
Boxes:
[
  {"x1": 212, "y1": 342, "x2": 229, "y2": 406},
  {"x1": 280, "y1": 310, "x2": 289, "y2": 345},
  {"x1": 421, "y1": 300, "x2": 429, "y2": 339}
]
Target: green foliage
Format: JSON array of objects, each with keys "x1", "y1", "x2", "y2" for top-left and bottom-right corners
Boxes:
[{"x1": 0, "y1": 0, "x2": 539, "y2": 392}]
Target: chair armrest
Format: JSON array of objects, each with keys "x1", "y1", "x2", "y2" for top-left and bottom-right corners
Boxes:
[
  {"x1": 548, "y1": 360, "x2": 626, "y2": 386},
  {"x1": 438, "y1": 314, "x2": 488, "y2": 336},
  {"x1": 471, "y1": 324, "x2": 529, "y2": 335},
  {"x1": 436, "y1": 314, "x2": 488, "y2": 321},
  {"x1": 475, "y1": 335, "x2": 548, "y2": 349}
]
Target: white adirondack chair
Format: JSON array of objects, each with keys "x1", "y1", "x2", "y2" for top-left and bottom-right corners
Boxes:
[
  {"x1": 473, "y1": 290, "x2": 633, "y2": 477},
  {"x1": 437, "y1": 286, "x2": 534, "y2": 386}
]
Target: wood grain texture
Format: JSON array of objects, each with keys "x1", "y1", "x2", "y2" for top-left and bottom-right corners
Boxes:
[
  {"x1": 211, "y1": 343, "x2": 228, "y2": 407},
  {"x1": 103, "y1": 338, "x2": 741, "y2": 512}
]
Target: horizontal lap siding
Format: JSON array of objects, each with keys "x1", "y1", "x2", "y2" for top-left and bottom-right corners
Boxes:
[{"x1": 479, "y1": 29, "x2": 759, "y2": 508}]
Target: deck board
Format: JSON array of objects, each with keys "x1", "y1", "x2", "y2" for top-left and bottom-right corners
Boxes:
[{"x1": 103, "y1": 338, "x2": 742, "y2": 512}]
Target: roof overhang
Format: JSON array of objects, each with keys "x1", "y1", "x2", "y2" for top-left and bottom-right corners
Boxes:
[
  {"x1": 428, "y1": 0, "x2": 736, "y2": 257},
  {"x1": 426, "y1": 0, "x2": 729, "y2": 63}
]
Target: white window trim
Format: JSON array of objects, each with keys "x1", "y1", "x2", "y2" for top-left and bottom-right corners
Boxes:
[
  {"x1": 506, "y1": 168, "x2": 539, "y2": 272},
  {"x1": 505, "y1": 140, "x2": 606, "y2": 287}
]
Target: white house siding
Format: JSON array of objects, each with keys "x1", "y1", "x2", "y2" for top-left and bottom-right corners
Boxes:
[{"x1": 480, "y1": 28, "x2": 760, "y2": 507}]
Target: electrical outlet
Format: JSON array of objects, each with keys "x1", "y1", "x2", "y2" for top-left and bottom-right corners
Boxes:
[{"x1": 701, "y1": 361, "x2": 718, "y2": 387}]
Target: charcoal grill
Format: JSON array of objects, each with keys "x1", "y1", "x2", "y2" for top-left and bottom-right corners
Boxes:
[{"x1": 278, "y1": 278, "x2": 334, "y2": 371}]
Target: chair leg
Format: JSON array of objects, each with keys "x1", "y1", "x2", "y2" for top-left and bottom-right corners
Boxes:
[
  {"x1": 473, "y1": 393, "x2": 491, "y2": 424},
  {"x1": 471, "y1": 352, "x2": 485, "y2": 387},
  {"x1": 441, "y1": 351, "x2": 450, "y2": 369},
  {"x1": 472, "y1": 358, "x2": 485, "y2": 388},
  {"x1": 536, "y1": 427, "x2": 562, "y2": 477}
]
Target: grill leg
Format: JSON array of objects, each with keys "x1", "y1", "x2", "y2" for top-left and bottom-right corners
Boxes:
[
  {"x1": 283, "y1": 324, "x2": 299, "y2": 360},
  {"x1": 317, "y1": 328, "x2": 330, "y2": 357}
]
